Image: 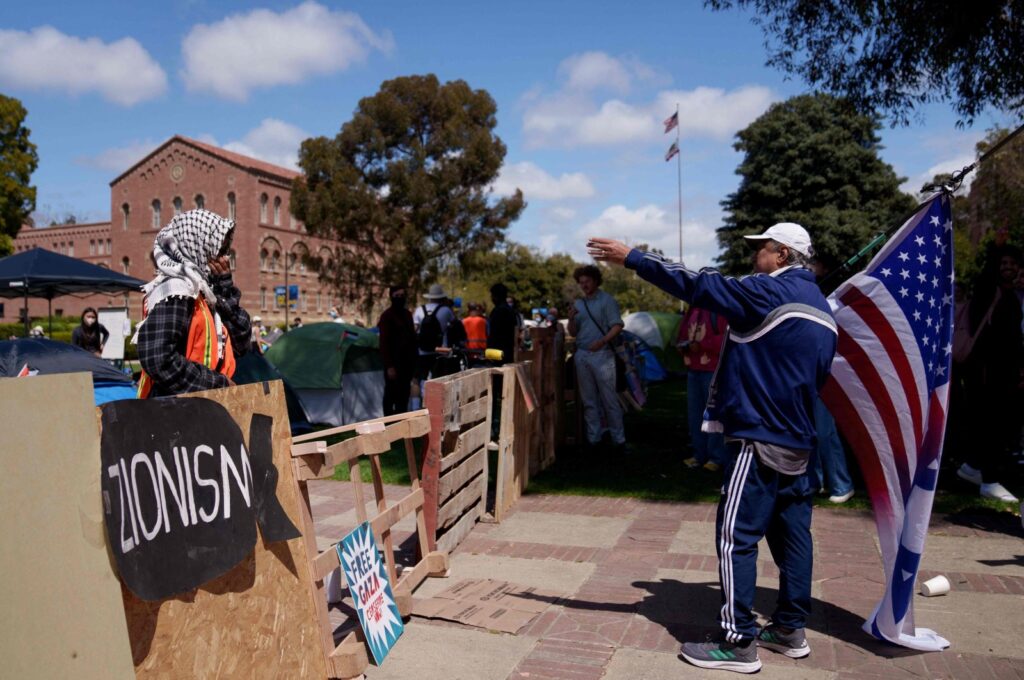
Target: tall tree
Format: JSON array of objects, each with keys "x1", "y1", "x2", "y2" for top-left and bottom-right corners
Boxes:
[
  {"x1": 717, "y1": 94, "x2": 915, "y2": 275},
  {"x1": 291, "y1": 75, "x2": 525, "y2": 314},
  {"x1": 0, "y1": 94, "x2": 38, "y2": 256},
  {"x1": 706, "y1": 0, "x2": 1024, "y2": 125}
]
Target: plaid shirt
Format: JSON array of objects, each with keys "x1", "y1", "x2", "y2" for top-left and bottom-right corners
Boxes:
[{"x1": 138, "y1": 273, "x2": 251, "y2": 396}]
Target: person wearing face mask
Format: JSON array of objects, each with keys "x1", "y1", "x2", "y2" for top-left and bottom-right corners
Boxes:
[
  {"x1": 71, "y1": 307, "x2": 110, "y2": 356},
  {"x1": 135, "y1": 209, "x2": 251, "y2": 397},
  {"x1": 377, "y1": 285, "x2": 417, "y2": 415}
]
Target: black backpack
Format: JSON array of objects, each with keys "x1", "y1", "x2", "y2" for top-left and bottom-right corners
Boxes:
[
  {"x1": 446, "y1": 316, "x2": 467, "y2": 347},
  {"x1": 417, "y1": 305, "x2": 444, "y2": 353}
]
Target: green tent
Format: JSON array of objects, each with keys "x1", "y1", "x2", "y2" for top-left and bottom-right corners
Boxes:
[
  {"x1": 623, "y1": 311, "x2": 685, "y2": 374},
  {"x1": 265, "y1": 322, "x2": 383, "y2": 426}
]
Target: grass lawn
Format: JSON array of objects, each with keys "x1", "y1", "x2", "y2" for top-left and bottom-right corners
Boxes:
[{"x1": 528, "y1": 379, "x2": 1023, "y2": 518}]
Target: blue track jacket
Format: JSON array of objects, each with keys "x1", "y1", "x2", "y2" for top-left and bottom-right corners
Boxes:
[{"x1": 625, "y1": 250, "x2": 838, "y2": 450}]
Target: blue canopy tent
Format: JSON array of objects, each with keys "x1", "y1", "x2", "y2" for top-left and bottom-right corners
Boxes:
[
  {"x1": 0, "y1": 338, "x2": 135, "y2": 404},
  {"x1": 0, "y1": 247, "x2": 145, "y2": 335}
]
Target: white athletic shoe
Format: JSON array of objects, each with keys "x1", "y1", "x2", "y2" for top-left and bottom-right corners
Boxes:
[
  {"x1": 828, "y1": 490, "x2": 854, "y2": 504},
  {"x1": 980, "y1": 482, "x2": 1018, "y2": 502},
  {"x1": 957, "y1": 463, "x2": 983, "y2": 486}
]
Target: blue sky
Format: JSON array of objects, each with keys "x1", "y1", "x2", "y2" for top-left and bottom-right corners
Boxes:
[{"x1": 2, "y1": 0, "x2": 1017, "y2": 267}]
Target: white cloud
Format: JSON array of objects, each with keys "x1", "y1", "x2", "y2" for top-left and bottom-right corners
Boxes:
[
  {"x1": 0, "y1": 26, "x2": 167, "y2": 106},
  {"x1": 902, "y1": 154, "x2": 977, "y2": 197},
  {"x1": 523, "y1": 51, "x2": 775, "y2": 148},
  {"x1": 550, "y1": 206, "x2": 578, "y2": 222},
  {"x1": 222, "y1": 118, "x2": 309, "y2": 170},
  {"x1": 493, "y1": 161, "x2": 595, "y2": 201},
  {"x1": 181, "y1": 1, "x2": 392, "y2": 100},
  {"x1": 75, "y1": 140, "x2": 159, "y2": 172},
  {"x1": 575, "y1": 204, "x2": 721, "y2": 269}
]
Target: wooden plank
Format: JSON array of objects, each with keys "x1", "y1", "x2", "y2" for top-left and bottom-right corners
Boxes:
[
  {"x1": 369, "y1": 488, "x2": 424, "y2": 536},
  {"x1": 290, "y1": 440, "x2": 327, "y2": 457},
  {"x1": 293, "y1": 454, "x2": 333, "y2": 481},
  {"x1": 438, "y1": 448, "x2": 486, "y2": 502},
  {"x1": 421, "y1": 381, "x2": 448, "y2": 552},
  {"x1": 330, "y1": 632, "x2": 370, "y2": 680},
  {"x1": 436, "y1": 498, "x2": 483, "y2": 554},
  {"x1": 493, "y1": 365, "x2": 517, "y2": 522},
  {"x1": 368, "y1": 454, "x2": 398, "y2": 588},
  {"x1": 311, "y1": 544, "x2": 341, "y2": 583},
  {"x1": 516, "y1": 362, "x2": 538, "y2": 413},
  {"x1": 455, "y1": 368, "x2": 491, "y2": 400},
  {"x1": 440, "y1": 420, "x2": 489, "y2": 472},
  {"x1": 436, "y1": 480, "x2": 484, "y2": 530},
  {"x1": 458, "y1": 396, "x2": 489, "y2": 426},
  {"x1": 292, "y1": 408, "x2": 429, "y2": 442}
]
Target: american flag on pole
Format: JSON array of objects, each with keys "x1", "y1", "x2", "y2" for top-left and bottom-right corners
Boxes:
[
  {"x1": 820, "y1": 193, "x2": 953, "y2": 651},
  {"x1": 664, "y1": 111, "x2": 678, "y2": 134},
  {"x1": 665, "y1": 141, "x2": 679, "y2": 162}
]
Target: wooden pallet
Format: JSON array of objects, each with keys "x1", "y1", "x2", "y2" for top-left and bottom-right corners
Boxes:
[{"x1": 291, "y1": 411, "x2": 449, "y2": 679}]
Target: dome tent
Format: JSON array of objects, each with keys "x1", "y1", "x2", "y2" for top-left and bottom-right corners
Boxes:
[
  {"x1": 0, "y1": 338, "x2": 135, "y2": 405},
  {"x1": 264, "y1": 323, "x2": 383, "y2": 427}
]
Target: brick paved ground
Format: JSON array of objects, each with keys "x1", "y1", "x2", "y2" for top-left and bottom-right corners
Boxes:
[{"x1": 307, "y1": 481, "x2": 1024, "y2": 680}]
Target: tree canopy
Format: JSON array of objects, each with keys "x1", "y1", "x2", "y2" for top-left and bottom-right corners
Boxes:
[
  {"x1": 716, "y1": 93, "x2": 916, "y2": 275},
  {"x1": 706, "y1": 0, "x2": 1024, "y2": 126},
  {"x1": 290, "y1": 74, "x2": 525, "y2": 314},
  {"x1": 0, "y1": 94, "x2": 38, "y2": 256}
]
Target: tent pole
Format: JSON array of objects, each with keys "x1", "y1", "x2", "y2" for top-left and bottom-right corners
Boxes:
[{"x1": 48, "y1": 297, "x2": 53, "y2": 337}]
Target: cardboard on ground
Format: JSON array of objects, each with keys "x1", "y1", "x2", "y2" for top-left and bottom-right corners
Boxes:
[{"x1": 412, "y1": 578, "x2": 561, "y2": 633}]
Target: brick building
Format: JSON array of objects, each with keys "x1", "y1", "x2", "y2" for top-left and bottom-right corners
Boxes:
[{"x1": 8, "y1": 136, "x2": 357, "y2": 325}]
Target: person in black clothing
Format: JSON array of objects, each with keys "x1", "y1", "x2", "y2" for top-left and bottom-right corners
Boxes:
[
  {"x1": 487, "y1": 283, "x2": 517, "y2": 364},
  {"x1": 377, "y1": 285, "x2": 417, "y2": 415},
  {"x1": 71, "y1": 307, "x2": 109, "y2": 356},
  {"x1": 136, "y1": 209, "x2": 251, "y2": 397}
]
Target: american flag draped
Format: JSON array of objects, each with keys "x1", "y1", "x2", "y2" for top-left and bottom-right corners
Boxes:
[{"x1": 821, "y1": 193, "x2": 953, "y2": 651}]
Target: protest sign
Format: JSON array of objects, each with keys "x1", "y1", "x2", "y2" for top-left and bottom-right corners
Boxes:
[{"x1": 337, "y1": 522, "x2": 404, "y2": 665}]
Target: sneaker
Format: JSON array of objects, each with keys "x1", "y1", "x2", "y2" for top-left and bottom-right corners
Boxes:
[
  {"x1": 980, "y1": 482, "x2": 1019, "y2": 502},
  {"x1": 957, "y1": 463, "x2": 982, "y2": 486},
  {"x1": 757, "y1": 623, "x2": 810, "y2": 658},
  {"x1": 486, "y1": 441, "x2": 499, "y2": 452},
  {"x1": 680, "y1": 637, "x2": 761, "y2": 673},
  {"x1": 828, "y1": 490, "x2": 854, "y2": 504},
  {"x1": 684, "y1": 457, "x2": 701, "y2": 469},
  {"x1": 703, "y1": 461, "x2": 721, "y2": 472}
]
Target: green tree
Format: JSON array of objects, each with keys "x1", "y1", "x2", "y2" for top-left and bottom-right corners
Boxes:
[
  {"x1": 450, "y1": 242, "x2": 577, "y2": 312},
  {"x1": 717, "y1": 94, "x2": 916, "y2": 275},
  {"x1": 291, "y1": 75, "x2": 525, "y2": 315},
  {"x1": 706, "y1": 0, "x2": 1024, "y2": 126},
  {"x1": 0, "y1": 94, "x2": 39, "y2": 256}
]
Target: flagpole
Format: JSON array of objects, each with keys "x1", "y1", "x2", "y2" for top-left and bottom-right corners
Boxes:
[{"x1": 675, "y1": 103, "x2": 682, "y2": 264}]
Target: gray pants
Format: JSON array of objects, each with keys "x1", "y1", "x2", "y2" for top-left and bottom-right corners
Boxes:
[{"x1": 575, "y1": 348, "x2": 625, "y2": 445}]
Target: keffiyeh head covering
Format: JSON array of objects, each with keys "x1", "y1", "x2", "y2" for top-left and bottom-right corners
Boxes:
[{"x1": 143, "y1": 209, "x2": 235, "y2": 308}]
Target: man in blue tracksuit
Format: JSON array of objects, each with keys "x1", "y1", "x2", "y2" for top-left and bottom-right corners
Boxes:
[{"x1": 588, "y1": 223, "x2": 837, "y2": 674}]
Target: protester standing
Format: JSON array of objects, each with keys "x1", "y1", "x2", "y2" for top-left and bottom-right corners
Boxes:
[
  {"x1": 413, "y1": 284, "x2": 455, "y2": 381},
  {"x1": 377, "y1": 285, "x2": 417, "y2": 415},
  {"x1": 589, "y1": 223, "x2": 837, "y2": 673},
  {"x1": 567, "y1": 265, "x2": 626, "y2": 451},
  {"x1": 71, "y1": 307, "x2": 109, "y2": 356},
  {"x1": 678, "y1": 304, "x2": 727, "y2": 471},
  {"x1": 136, "y1": 210, "x2": 251, "y2": 397},
  {"x1": 487, "y1": 284, "x2": 517, "y2": 364},
  {"x1": 463, "y1": 303, "x2": 488, "y2": 354}
]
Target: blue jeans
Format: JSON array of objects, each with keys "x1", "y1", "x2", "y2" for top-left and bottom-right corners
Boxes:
[
  {"x1": 687, "y1": 371, "x2": 726, "y2": 465},
  {"x1": 808, "y1": 397, "x2": 852, "y2": 495}
]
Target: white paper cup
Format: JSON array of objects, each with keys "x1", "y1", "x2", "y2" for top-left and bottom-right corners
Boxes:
[{"x1": 920, "y1": 575, "x2": 950, "y2": 597}]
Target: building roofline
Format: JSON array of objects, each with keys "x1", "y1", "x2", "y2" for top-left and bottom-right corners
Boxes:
[
  {"x1": 109, "y1": 135, "x2": 302, "y2": 186},
  {"x1": 18, "y1": 221, "x2": 111, "y2": 234}
]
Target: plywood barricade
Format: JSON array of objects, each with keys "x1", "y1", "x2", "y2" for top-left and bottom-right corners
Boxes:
[
  {"x1": 121, "y1": 381, "x2": 328, "y2": 679},
  {"x1": 291, "y1": 410, "x2": 449, "y2": 679},
  {"x1": 493, "y1": 362, "x2": 538, "y2": 521},
  {"x1": 421, "y1": 369, "x2": 493, "y2": 553},
  {"x1": 517, "y1": 326, "x2": 565, "y2": 474}
]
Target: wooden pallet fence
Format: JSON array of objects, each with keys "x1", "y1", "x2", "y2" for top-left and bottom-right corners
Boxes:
[
  {"x1": 493, "y1": 362, "x2": 539, "y2": 521},
  {"x1": 517, "y1": 326, "x2": 565, "y2": 474},
  {"x1": 291, "y1": 411, "x2": 449, "y2": 680},
  {"x1": 421, "y1": 368, "x2": 492, "y2": 553}
]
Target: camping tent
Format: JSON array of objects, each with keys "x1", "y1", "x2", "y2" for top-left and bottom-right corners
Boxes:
[
  {"x1": 0, "y1": 338, "x2": 136, "y2": 405},
  {"x1": 232, "y1": 352, "x2": 313, "y2": 434},
  {"x1": 264, "y1": 323, "x2": 383, "y2": 427},
  {"x1": 623, "y1": 311, "x2": 685, "y2": 379},
  {"x1": 0, "y1": 247, "x2": 145, "y2": 335}
]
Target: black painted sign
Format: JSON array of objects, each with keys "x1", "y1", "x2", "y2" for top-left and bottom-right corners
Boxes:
[{"x1": 99, "y1": 398, "x2": 300, "y2": 601}]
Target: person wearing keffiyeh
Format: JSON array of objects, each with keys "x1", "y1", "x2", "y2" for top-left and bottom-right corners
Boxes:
[{"x1": 135, "y1": 209, "x2": 252, "y2": 397}]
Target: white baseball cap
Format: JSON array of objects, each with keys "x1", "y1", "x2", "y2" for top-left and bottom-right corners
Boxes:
[{"x1": 743, "y1": 222, "x2": 814, "y2": 257}]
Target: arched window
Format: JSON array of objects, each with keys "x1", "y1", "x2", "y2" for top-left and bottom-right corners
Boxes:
[
  {"x1": 68, "y1": 242, "x2": 74, "y2": 257},
  {"x1": 228, "y1": 249, "x2": 236, "y2": 270},
  {"x1": 260, "y1": 194, "x2": 268, "y2": 223},
  {"x1": 286, "y1": 252, "x2": 296, "y2": 271},
  {"x1": 317, "y1": 291, "x2": 322, "y2": 311},
  {"x1": 260, "y1": 248, "x2": 268, "y2": 270},
  {"x1": 90, "y1": 240, "x2": 96, "y2": 256},
  {"x1": 293, "y1": 242, "x2": 309, "y2": 273},
  {"x1": 260, "y1": 287, "x2": 267, "y2": 310},
  {"x1": 227, "y1": 192, "x2": 236, "y2": 221},
  {"x1": 194, "y1": 194, "x2": 205, "y2": 210},
  {"x1": 173, "y1": 196, "x2": 183, "y2": 215},
  {"x1": 152, "y1": 199, "x2": 161, "y2": 228},
  {"x1": 121, "y1": 203, "x2": 130, "y2": 231},
  {"x1": 270, "y1": 250, "x2": 280, "y2": 272},
  {"x1": 122, "y1": 257, "x2": 130, "y2": 274},
  {"x1": 273, "y1": 196, "x2": 281, "y2": 226}
]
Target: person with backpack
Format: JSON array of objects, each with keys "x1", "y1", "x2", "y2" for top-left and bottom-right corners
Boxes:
[
  {"x1": 678, "y1": 304, "x2": 728, "y2": 472},
  {"x1": 413, "y1": 283, "x2": 455, "y2": 381}
]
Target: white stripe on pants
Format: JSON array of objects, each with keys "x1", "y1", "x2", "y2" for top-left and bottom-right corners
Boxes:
[
  {"x1": 575, "y1": 348, "x2": 625, "y2": 445},
  {"x1": 719, "y1": 443, "x2": 754, "y2": 642}
]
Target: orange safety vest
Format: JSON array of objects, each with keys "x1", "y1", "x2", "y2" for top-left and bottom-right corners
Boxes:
[
  {"x1": 463, "y1": 315, "x2": 487, "y2": 350},
  {"x1": 137, "y1": 296, "x2": 236, "y2": 398}
]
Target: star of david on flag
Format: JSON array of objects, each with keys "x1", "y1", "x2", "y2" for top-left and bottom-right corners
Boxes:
[{"x1": 821, "y1": 193, "x2": 953, "y2": 651}]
